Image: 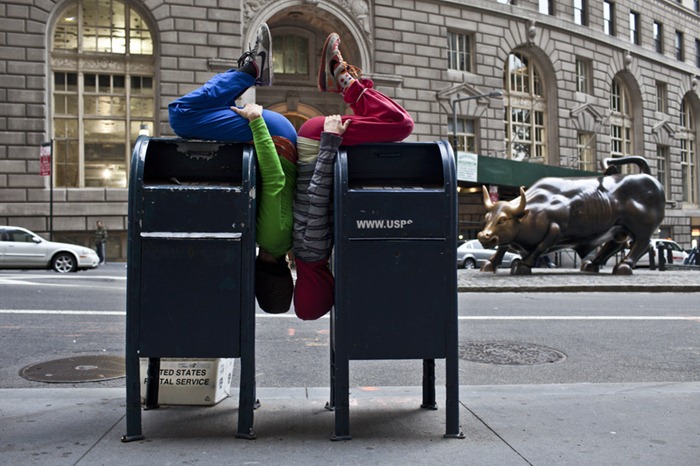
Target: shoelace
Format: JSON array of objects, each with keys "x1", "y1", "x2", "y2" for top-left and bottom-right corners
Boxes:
[
  {"x1": 238, "y1": 35, "x2": 263, "y2": 68},
  {"x1": 333, "y1": 57, "x2": 363, "y2": 80},
  {"x1": 237, "y1": 50, "x2": 255, "y2": 68},
  {"x1": 344, "y1": 63, "x2": 363, "y2": 79}
]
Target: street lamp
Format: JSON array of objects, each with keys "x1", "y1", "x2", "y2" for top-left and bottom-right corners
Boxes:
[{"x1": 450, "y1": 90, "x2": 503, "y2": 152}]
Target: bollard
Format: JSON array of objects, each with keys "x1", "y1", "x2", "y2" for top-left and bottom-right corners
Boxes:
[
  {"x1": 648, "y1": 245, "x2": 656, "y2": 270},
  {"x1": 657, "y1": 242, "x2": 666, "y2": 271}
]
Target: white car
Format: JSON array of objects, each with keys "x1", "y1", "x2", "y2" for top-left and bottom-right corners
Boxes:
[
  {"x1": 632, "y1": 239, "x2": 688, "y2": 268},
  {"x1": 457, "y1": 239, "x2": 522, "y2": 269},
  {"x1": 0, "y1": 226, "x2": 100, "y2": 273}
]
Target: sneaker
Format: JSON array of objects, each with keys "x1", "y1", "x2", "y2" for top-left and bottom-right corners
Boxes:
[
  {"x1": 238, "y1": 23, "x2": 273, "y2": 86},
  {"x1": 318, "y1": 33, "x2": 362, "y2": 93}
]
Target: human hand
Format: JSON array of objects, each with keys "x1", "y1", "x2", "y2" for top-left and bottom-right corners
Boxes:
[
  {"x1": 231, "y1": 103, "x2": 263, "y2": 122},
  {"x1": 323, "y1": 114, "x2": 350, "y2": 135}
]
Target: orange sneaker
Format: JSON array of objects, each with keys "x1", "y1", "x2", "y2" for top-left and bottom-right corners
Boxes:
[{"x1": 318, "y1": 33, "x2": 361, "y2": 93}]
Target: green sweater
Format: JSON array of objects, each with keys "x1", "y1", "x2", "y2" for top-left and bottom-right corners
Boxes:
[{"x1": 249, "y1": 117, "x2": 297, "y2": 259}]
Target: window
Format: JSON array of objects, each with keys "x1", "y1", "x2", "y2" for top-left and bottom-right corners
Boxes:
[
  {"x1": 448, "y1": 32, "x2": 473, "y2": 73},
  {"x1": 656, "y1": 82, "x2": 667, "y2": 113},
  {"x1": 629, "y1": 11, "x2": 640, "y2": 45},
  {"x1": 51, "y1": 0, "x2": 155, "y2": 188},
  {"x1": 679, "y1": 99, "x2": 697, "y2": 203},
  {"x1": 272, "y1": 35, "x2": 309, "y2": 76},
  {"x1": 503, "y1": 52, "x2": 547, "y2": 161},
  {"x1": 539, "y1": 0, "x2": 553, "y2": 15},
  {"x1": 696, "y1": 39, "x2": 700, "y2": 68},
  {"x1": 3, "y1": 228, "x2": 35, "y2": 243},
  {"x1": 653, "y1": 21, "x2": 664, "y2": 53},
  {"x1": 604, "y1": 1, "x2": 615, "y2": 36},
  {"x1": 576, "y1": 58, "x2": 591, "y2": 94},
  {"x1": 676, "y1": 30, "x2": 685, "y2": 61},
  {"x1": 448, "y1": 118, "x2": 477, "y2": 153},
  {"x1": 609, "y1": 78, "x2": 634, "y2": 162},
  {"x1": 574, "y1": 0, "x2": 588, "y2": 26},
  {"x1": 656, "y1": 146, "x2": 670, "y2": 190},
  {"x1": 577, "y1": 132, "x2": 595, "y2": 170}
]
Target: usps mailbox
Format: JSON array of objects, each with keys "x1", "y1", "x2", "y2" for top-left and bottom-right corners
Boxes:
[
  {"x1": 330, "y1": 141, "x2": 463, "y2": 440},
  {"x1": 123, "y1": 137, "x2": 257, "y2": 441}
]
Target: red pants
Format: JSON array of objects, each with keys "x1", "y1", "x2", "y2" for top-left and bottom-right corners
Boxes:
[
  {"x1": 293, "y1": 80, "x2": 413, "y2": 320},
  {"x1": 297, "y1": 79, "x2": 414, "y2": 144}
]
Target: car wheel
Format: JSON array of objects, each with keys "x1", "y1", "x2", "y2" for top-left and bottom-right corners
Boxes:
[
  {"x1": 52, "y1": 253, "x2": 77, "y2": 273},
  {"x1": 510, "y1": 259, "x2": 521, "y2": 269},
  {"x1": 463, "y1": 258, "x2": 477, "y2": 269}
]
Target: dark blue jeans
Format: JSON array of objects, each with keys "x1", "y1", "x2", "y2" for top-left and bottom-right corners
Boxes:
[{"x1": 168, "y1": 69, "x2": 297, "y2": 144}]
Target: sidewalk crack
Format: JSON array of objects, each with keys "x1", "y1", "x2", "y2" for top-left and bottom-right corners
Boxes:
[{"x1": 463, "y1": 402, "x2": 534, "y2": 466}]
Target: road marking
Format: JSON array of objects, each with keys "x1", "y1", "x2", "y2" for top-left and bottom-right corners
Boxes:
[
  {"x1": 0, "y1": 278, "x2": 125, "y2": 289},
  {"x1": 0, "y1": 274, "x2": 125, "y2": 280},
  {"x1": 458, "y1": 316, "x2": 700, "y2": 320},
  {"x1": 0, "y1": 310, "x2": 125, "y2": 316},
  {"x1": 0, "y1": 278, "x2": 83, "y2": 287},
  {"x1": 0, "y1": 310, "x2": 698, "y2": 321}
]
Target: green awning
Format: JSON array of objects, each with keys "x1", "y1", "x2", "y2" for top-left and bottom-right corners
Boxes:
[{"x1": 458, "y1": 153, "x2": 599, "y2": 188}]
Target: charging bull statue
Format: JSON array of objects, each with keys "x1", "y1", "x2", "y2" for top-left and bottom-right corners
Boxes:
[{"x1": 477, "y1": 156, "x2": 665, "y2": 275}]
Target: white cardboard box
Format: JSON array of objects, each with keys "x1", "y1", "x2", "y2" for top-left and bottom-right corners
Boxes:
[{"x1": 139, "y1": 358, "x2": 234, "y2": 406}]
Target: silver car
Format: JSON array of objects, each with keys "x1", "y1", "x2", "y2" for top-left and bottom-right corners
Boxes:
[
  {"x1": 0, "y1": 226, "x2": 100, "y2": 273},
  {"x1": 457, "y1": 239, "x2": 522, "y2": 269}
]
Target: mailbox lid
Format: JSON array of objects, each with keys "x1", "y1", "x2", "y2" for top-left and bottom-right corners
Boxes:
[
  {"x1": 336, "y1": 142, "x2": 456, "y2": 239},
  {"x1": 142, "y1": 139, "x2": 247, "y2": 186},
  {"x1": 131, "y1": 138, "x2": 255, "y2": 233},
  {"x1": 341, "y1": 143, "x2": 447, "y2": 190}
]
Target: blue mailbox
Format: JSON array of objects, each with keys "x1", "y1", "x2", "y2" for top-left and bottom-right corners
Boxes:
[
  {"x1": 123, "y1": 137, "x2": 257, "y2": 441},
  {"x1": 330, "y1": 141, "x2": 463, "y2": 440}
]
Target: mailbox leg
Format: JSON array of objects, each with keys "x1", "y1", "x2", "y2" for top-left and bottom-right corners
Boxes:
[
  {"x1": 331, "y1": 355, "x2": 351, "y2": 441},
  {"x1": 121, "y1": 348, "x2": 145, "y2": 442},
  {"x1": 421, "y1": 359, "x2": 437, "y2": 409},
  {"x1": 326, "y1": 312, "x2": 337, "y2": 411},
  {"x1": 444, "y1": 349, "x2": 465, "y2": 439},
  {"x1": 236, "y1": 302, "x2": 257, "y2": 440},
  {"x1": 235, "y1": 353, "x2": 257, "y2": 439}
]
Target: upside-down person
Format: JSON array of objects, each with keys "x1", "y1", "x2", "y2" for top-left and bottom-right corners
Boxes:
[{"x1": 292, "y1": 32, "x2": 414, "y2": 320}]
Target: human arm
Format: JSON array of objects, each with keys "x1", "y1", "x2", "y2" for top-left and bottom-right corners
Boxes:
[
  {"x1": 299, "y1": 115, "x2": 349, "y2": 259},
  {"x1": 231, "y1": 104, "x2": 292, "y2": 259},
  {"x1": 230, "y1": 104, "x2": 284, "y2": 193}
]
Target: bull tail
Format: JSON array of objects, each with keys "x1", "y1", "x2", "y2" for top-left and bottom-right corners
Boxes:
[{"x1": 602, "y1": 156, "x2": 651, "y2": 175}]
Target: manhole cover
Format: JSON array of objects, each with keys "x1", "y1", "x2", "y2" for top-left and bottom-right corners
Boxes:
[
  {"x1": 19, "y1": 355, "x2": 125, "y2": 383},
  {"x1": 459, "y1": 342, "x2": 566, "y2": 365}
]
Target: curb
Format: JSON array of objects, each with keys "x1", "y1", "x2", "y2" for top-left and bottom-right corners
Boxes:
[{"x1": 458, "y1": 285, "x2": 700, "y2": 293}]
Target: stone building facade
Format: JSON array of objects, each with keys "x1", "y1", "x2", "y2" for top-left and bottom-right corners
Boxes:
[{"x1": 1, "y1": 0, "x2": 699, "y2": 260}]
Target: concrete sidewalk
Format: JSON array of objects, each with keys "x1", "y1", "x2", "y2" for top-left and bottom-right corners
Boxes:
[
  {"x1": 2, "y1": 383, "x2": 699, "y2": 465},
  {"x1": 2, "y1": 268, "x2": 698, "y2": 465}
]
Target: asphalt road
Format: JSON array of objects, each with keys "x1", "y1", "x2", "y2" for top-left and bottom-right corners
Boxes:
[{"x1": 1, "y1": 263, "x2": 699, "y2": 390}]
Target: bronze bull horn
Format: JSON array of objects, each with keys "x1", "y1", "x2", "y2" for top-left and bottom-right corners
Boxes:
[
  {"x1": 482, "y1": 185, "x2": 494, "y2": 211},
  {"x1": 508, "y1": 186, "x2": 527, "y2": 216}
]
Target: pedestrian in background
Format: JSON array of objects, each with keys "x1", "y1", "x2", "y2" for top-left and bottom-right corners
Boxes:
[{"x1": 94, "y1": 220, "x2": 107, "y2": 265}]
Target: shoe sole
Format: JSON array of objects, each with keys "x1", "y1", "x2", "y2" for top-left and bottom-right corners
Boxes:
[
  {"x1": 318, "y1": 33, "x2": 340, "y2": 92},
  {"x1": 257, "y1": 23, "x2": 273, "y2": 86}
]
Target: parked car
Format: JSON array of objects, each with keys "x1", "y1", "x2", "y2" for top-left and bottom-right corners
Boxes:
[
  {"x1": 0, "y1": 226, "x2": 99, "y2": 273},
  {"x1": 457, "y1": 239, "x2": 522, "y2": 269},
  {"x1": 631, "y1": 239, "x2": 688, "y2": 268}
]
